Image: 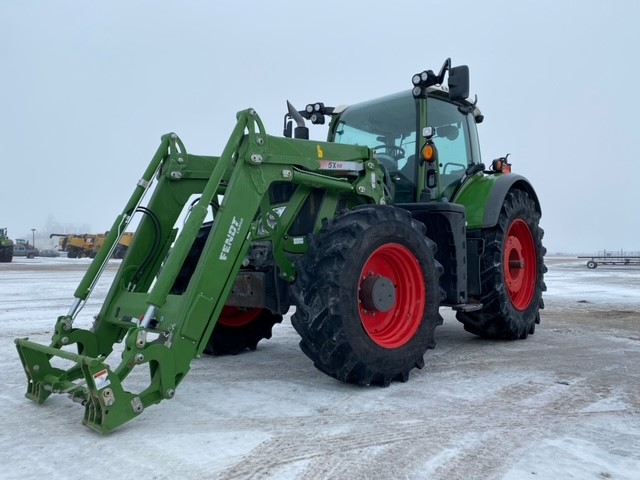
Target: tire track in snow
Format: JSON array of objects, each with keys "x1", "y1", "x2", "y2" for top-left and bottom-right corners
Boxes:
[{"x1": 210, "y1": 379, "x2": 637, "y2": 480}]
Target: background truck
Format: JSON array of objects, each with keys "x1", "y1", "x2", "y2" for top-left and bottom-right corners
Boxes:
[
  {"x1": 15, "y1": 59, "x2": 546, "y2": 433},
  {"x1": 0, "y1": 228, "x2": 14, "y2": 262},
  {"x1": 51, "y1": 233, "x2": 90, "y2": 258},
  {"x1": 13, "y1": 239, "x2": 38, "y2": 258},
  {"x1": 51, "y1": 232, "x2": 132, "y2": 259},
  {"x1": 85, "y1": 233, "x2": 107, "y2": 258}
]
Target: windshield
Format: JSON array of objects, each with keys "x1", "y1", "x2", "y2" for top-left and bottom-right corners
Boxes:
[{"x1": 332, "y1": 91, "x2": 417, "y2": 172}]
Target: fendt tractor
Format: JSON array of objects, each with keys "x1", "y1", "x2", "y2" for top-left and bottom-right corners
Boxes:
[
  {"x1": 0, "y1": 228, "x2": 14, "y2": 262},
  {"x1": 15, "y1": 59, "x2": 546, "y2": 433}
]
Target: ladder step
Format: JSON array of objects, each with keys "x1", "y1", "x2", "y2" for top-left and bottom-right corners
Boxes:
[{"x1": 452, "y1": 302, "x2": 483, "y2": 312}]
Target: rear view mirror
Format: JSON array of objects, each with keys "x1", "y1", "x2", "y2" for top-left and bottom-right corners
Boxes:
[{"x1": 448, "y1": 65, "x2": 469, "y2": 101}]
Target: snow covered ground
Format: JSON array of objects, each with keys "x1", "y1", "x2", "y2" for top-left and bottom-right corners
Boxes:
[{"x1": 1, "y1": 256, "x2": 638, "y2": 479}]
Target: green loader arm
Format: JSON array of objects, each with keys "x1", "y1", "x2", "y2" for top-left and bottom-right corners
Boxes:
[{"x1": 15, "y1": 109, "x2": 388, "y2": 433}]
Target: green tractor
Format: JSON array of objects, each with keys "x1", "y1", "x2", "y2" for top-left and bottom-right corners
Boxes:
[
  {"x1": 1, "y1": 227, "x2": 14, "y2": 263},
  {"x1": 15, "y1": 59, "x2": 546, "y2": 433}
]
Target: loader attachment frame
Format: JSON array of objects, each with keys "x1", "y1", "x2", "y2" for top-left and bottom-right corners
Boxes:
[{"x1": 15, "y1": 108, "x2": 387, "y2": 433}]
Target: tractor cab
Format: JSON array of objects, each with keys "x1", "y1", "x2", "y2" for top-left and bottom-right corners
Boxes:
[
  {"x1": 286, "y1": 58, "x2": 484, "y2": 205},
  {"x1": 328, "y1": 89, "x2": 483, "y2": 204}
]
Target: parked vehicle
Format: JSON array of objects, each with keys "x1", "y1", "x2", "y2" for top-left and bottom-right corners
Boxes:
[
  {"x1": 13, "y1": 239, "x2": 38, "y2": 258},
  {"x1": 39, "y1": 249, "x2": 61, "y2": 258}
]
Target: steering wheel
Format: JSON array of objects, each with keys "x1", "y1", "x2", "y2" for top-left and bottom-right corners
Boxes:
[
  {"x1": 372, "y1": 145, "x2": 406, "y2": 172},
  {"x1": 372, "y1": 145, "x2": 405, "y2": 160}
]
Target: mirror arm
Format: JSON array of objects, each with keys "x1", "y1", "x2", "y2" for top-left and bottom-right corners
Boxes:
[{"x1": 437, "y1": 58, "x2": 451, "y2": 84}]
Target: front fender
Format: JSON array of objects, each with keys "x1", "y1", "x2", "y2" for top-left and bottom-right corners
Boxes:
[{"x1": 453, "y1": 173, "x2": 541, "y2": 230}]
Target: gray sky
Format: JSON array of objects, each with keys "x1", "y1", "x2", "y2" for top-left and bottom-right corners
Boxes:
[{"x1": 2, "y1": 0, "x2": 639, "y2": 254}]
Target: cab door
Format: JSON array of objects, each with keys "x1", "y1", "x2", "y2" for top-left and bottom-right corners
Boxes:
[{"x1": 422, "y1": 96, "x2": 477, "y2": 201}]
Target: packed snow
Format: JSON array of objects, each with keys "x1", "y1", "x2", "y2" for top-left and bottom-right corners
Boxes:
[{"x1": 0, "y1": 256, "x2": 638, "y2": 479}]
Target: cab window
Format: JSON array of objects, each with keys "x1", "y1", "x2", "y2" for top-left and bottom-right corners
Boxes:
[{"x1": 427, "y1": 97, "x2": 472, "y2": 199}]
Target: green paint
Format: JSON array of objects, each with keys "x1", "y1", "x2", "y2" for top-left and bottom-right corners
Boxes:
[
  {"x1": 14, "y1": 109, "x2": 389, "y2": 433},
  {"x1": 14, "y1": 73, "x2": 537, "y2": 433},
  {"x1": 452, "y1": 173, "x2": 500, "y2": 229}
]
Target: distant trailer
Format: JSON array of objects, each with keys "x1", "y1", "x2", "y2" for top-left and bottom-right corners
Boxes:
[{"x1": 578, "y1": 255, "x2": 640, "y2": 269}]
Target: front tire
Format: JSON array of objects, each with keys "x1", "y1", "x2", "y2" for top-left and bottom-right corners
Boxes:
[
  {"x1": 457, "y1": 189, "x2": 546, "y2": 339},
  {"x1": 204, "y1": 307, "x2": 282, "y2": 355},
  {"x1": 291, "y1": 205, "x2": 442, "y2": 386},
  {"x1": 171, "y1": 222, "x2": 282, "y2": 355}
]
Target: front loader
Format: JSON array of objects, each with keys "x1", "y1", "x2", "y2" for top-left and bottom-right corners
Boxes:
[{"x1": 15, "y1": 59, "x2": 546, "y2": 433}]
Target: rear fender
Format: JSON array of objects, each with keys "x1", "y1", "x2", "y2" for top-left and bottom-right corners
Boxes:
[{"x1": 453, "y1": 173, "x2": 541, "y2": 229}]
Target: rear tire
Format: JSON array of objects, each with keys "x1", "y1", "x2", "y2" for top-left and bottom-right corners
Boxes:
[
  {"x1": 291, "y1": 205, "x2": 442, "y2": 386},
  {"x1": 587, "y1": 260, "x2": 597, "y2": 269},
  {"x1": 0, "y1": 246, "x2": 12, "y2": 263},
  {"x1": 457, "y1": 189, "x2": 546, "y2": 339}
]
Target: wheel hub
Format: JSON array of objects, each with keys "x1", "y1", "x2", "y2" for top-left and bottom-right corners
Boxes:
[
  {"x1": 503, "y1": 219, "x2": 537, "y2": 311},
  {"x1": 505, "y1": 236, "x2": 525, "y2": 292},
  {"x1": 357, "y1": 243, "x2": 426, "y2": 348},
  {"x1": 359, "y1": 275, "x2": 396, "y2": 313}
]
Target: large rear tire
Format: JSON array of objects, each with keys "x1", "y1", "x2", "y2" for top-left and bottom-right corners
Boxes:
[
  {"x1": 457, "y1": 189, "x2": 546, "y2": 339},
  {"x1": 0, "y1": 246, "x2": 12, "y2": 263},
  {"x1": 291, "y1": 205, "x2": 442, "y2": 386}
]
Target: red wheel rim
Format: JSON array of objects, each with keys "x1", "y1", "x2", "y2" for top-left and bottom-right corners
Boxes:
[
  {"x1": 358, "y1": 243, "x2": 425, "y2": 348},
  {"x1": 218, "y1": 306, "x2": 261, "y2": 327},
  {"x1": 503, "y1": 219, "x2": 537, "y2": 310}
]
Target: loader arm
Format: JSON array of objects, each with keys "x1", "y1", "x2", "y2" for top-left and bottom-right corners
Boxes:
[{"x1": 15, "y1": 108, "x2": 387, "y2": 433}]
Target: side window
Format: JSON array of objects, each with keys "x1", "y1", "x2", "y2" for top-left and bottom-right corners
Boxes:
[
  {"x1": 427, "y1": 98, "x2": 472, "y2": 198},
  {"x1": 466, "y1": 113, "x2": 482, "y2": 165}
]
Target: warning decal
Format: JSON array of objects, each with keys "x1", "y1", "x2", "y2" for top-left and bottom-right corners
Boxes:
[{"x1": 93, "y1": 369, "x2": 111, "y2": 390}]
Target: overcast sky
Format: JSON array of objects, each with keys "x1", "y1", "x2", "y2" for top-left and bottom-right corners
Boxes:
[{"x1": 2, "y1": 1, "x2": 639, "y2": 254}]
